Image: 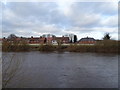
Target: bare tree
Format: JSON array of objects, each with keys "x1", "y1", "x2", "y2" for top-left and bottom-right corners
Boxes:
[
  {"x1": 2, "y1": 53, "x2": 24, "y2": 88},
  {"x1": 56, "y1": 39, "x2": 62, "y2": 46}
]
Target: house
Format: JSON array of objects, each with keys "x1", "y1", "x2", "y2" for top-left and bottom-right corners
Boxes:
[
  {"x1": 63, "y1": 34, "x2": 77, "y2": 43},
  {"x1": 62, "y1": 37, "x2": 69, "y2": 43},
  {"x1": 6, "y1": 37, "x2": 22, "y2": 42},
  {"x1": 39, "y1": 37, "x2": 47, "y2": 44},
  {"x1": 52, "y1": 36, "x2": 69, "y2": 44},
  {"x1": 28, "y1": 36, "x2": 46, "y2": 44},
  {"x1": 28, "y1": 36, "x2": 39, "y2": 44},
  {"x1": 78, "y1": 37, "x2": 96, "y2": 44},
  {"x1": 42, "y1": 34, "x2": 56, "y2": 44},
  {"x1": 27, "y1": 36, "x2": 69, "y2": 44}
]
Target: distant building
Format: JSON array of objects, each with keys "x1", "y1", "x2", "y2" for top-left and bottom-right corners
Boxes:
[
  {"x1": 78, "y1": 37, "x2": 96, "y2": 44},
  {"x1": 42, "y1": 34, "x2": 56, "y2": 44},
  {"x1": 52, "y1": 36, "x2": 69, "y2": 44},
  {"x1": 63, "y1": 34, "x2": 77, "y2": 43},
  {"x1": 28, "y1": 36, "x2": 46, "y2": 44},
  {"x1": 2, "y1": 34, "x2": 97, "y2": 45}
]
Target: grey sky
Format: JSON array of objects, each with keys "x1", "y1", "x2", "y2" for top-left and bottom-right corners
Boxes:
[{"x1": 1, "y1": 1, "x2": 118, "y2": 40}]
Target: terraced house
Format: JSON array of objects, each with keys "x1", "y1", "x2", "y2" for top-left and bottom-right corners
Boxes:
[{"x1": 1, "y1": 34, "x2": 96, "y2": 45}]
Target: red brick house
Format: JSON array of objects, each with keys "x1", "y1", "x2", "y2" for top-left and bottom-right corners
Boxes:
[
  {"x1": 61, "y1": 37, "x2": 69, "y2": 43},
  {"x1": 28, "y1": 36, "x2": 46, "y2": 44},
  {"x1": 3, "y1": 37, "x2": 23, "y2": 42},
  {"x1": 78, "y1": 37, "x2": 96, "y2": 44},
  {"x1": 52, "y1": 36, "x2": 69, "y2": 44}
]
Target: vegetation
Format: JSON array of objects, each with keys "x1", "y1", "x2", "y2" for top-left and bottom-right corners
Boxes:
[
  {"x1": 74, "y1": 35, "x2": 77, "y2": 43},
  {"x1": 39, "y1": 44, "x2": 56, "y2": 52},
  {"x1": 2, "y1": 40, "x2": 30, "y2": 52},
  {"x1": 66, "y1": 40, "x2": 118, "y2": 53},
  {"x1": 103, "y1": 33, "x2": 111, "y2": 40},
  {"x1": 2, "y1": 40, "x2": 119, "y2": 54}
]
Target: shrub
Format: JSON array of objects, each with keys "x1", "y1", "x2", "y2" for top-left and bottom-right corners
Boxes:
[
  {"x1": 2, "y1": 40, "x2": 29, "y2": 52},
  {"x1": 39, "y1": 44, "x2": 56, "y2": 52}
]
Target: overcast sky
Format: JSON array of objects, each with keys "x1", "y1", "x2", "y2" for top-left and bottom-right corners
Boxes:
[{"x1": 1, "y1": 1, "x2": 118, "y2": 40}]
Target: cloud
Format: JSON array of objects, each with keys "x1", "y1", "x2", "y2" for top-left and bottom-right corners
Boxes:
[
  {"x1": 2, "y1": 2, "x2": 118, "y2": 40},
  {"x1": 100, "y1": 15, "x2": 118, "y2": 27},
  {"x1": 71, "y1": 2, "x2": 117, "y2": 15}
]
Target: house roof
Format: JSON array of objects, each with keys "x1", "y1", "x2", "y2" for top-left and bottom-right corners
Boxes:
[
  {"x1": 28, "y1": 37, "x2": 46, "y2": 40},
  {"x1": 79, "y1": 37, "x2": 95, "y2": 41},
  {"x1": 40, "y1": 37, "x2": 46, "y2": 40},
  {"x1": 54, "y1": 37, "x2": 69, "y2": 41},
  {"x1": 62, "y1": 37, "x2": 69, "y2": 41}
]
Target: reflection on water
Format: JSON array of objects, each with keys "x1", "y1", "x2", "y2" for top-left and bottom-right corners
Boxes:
[{"x1": 2, "y1": 51, "x2": 118, "y2": 88}]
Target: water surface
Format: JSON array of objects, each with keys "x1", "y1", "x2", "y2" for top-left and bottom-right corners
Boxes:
[{"x1": 2, "y1": 51, "x2": 118, "y2": 88}]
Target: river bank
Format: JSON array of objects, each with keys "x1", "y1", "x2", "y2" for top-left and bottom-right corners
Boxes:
[{"x1": 2, "y1": 40, "x2": 119, "y2": 54}]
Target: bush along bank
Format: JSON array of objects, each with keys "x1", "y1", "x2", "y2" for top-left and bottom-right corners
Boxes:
[
  {"x1": 2, "y1": 40, "x2": 30, "y2": 52},
  {"x1": 66, "y1": 40, "x2": 118, "y2": 54},
  {"x1": 38, "y1": 44, "x2": 56, "y2": 52},
  {"x1": 2, "y1": 40, "x2": 119, "y2": 54}
]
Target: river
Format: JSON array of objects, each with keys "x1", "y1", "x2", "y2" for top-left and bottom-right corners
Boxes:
[{"x1": 2, "y1": 51, "x2": 118, "y2": 88}]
